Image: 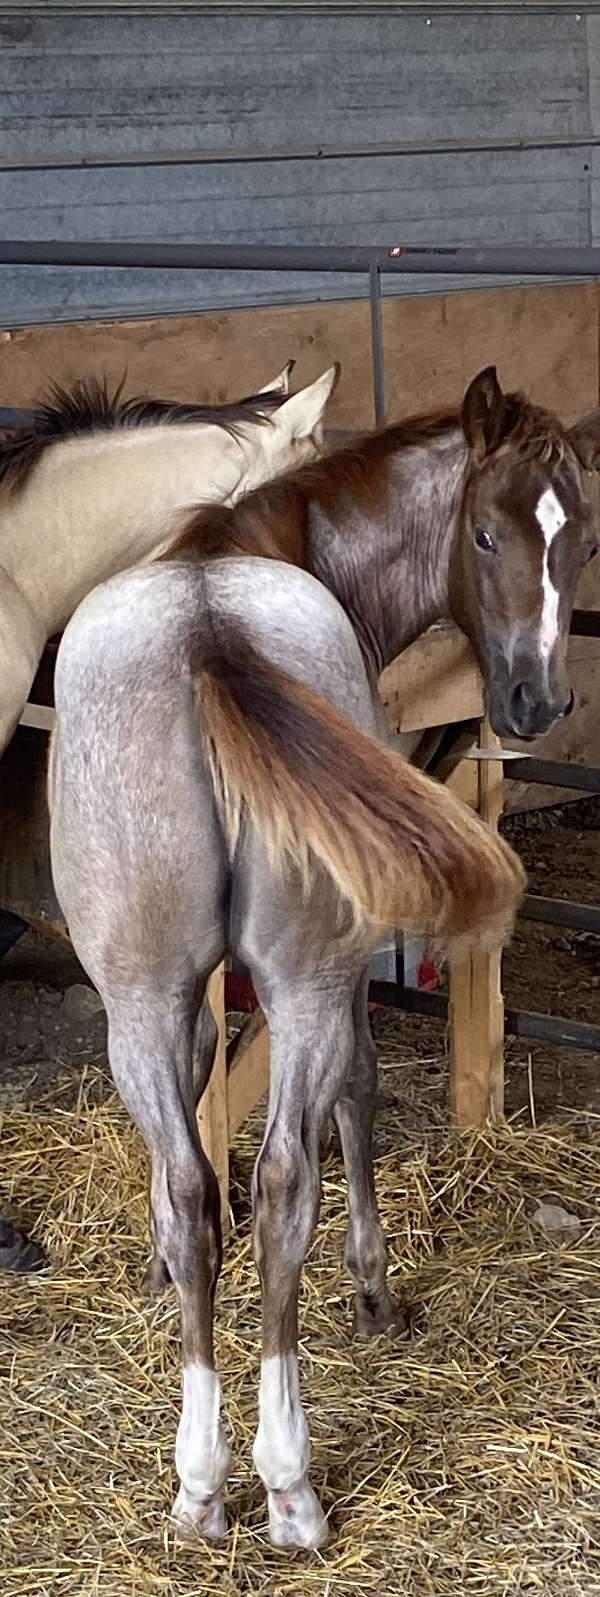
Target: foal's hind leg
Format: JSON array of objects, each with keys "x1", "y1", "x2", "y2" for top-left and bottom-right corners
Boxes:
[
  {"x1": 251, "y1": 975, "x2": 355, "y2": 1550},
  {"x1": 334, "y1": 972, "x2": 406, "y2": 1339},
  {"x1": 106, "y1": 986, "x2": 230, "y2": 1540},
  {"x1": 145, "y1": 997, "x2": 218, "y2": 1297}
]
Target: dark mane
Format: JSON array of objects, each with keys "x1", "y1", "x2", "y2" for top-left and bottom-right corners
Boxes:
[
  {"x1": 0, "y1": 374, "x2": 285, "y2": 496},
  {"x1": 500, "y1": 392, "x2": 574, "y2": 468},
  {"x1": 164, "y1": 389, "x2": 578, "y2": 568}
]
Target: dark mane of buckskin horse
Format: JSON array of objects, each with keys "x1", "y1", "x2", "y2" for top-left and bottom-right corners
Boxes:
[
  {"x1": 0, "y1": 375, "x2": 285, "y2": 496},
  {"x1": 164, "y1": 388, "x2": 578, "y2": 568}
]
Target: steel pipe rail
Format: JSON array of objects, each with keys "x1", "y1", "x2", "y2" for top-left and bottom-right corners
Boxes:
[
  {"x1": 520, "y1": 894, "x2": 600, "y2": 936},
  {"x1": 2, "y1": 241, "x2": 600, "y2": 276},
  {"x1": 369, "y1": 983, "x2": 600, "y2": 1055},
  {"x1": 505, "y1": 758, "x2": 600, "y2": 794}
]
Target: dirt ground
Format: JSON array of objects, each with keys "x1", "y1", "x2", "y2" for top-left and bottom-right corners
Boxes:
[{"x1": 1, "y1": 793, "x2": 600, "y2": 1143}]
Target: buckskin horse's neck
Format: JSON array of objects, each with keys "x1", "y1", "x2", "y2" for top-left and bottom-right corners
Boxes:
[{"x1": 305, "y1": 427, "x2": 468, "y2": 677}]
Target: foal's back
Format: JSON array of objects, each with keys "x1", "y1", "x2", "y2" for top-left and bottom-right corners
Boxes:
[{"x1": 50, "y1": 556, "x2": 374, "y2": 995}]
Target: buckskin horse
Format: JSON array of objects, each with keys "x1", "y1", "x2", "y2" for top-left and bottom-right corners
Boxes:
[{"x1": 0, "y1": 359, "x2": 338, "y2": 756}]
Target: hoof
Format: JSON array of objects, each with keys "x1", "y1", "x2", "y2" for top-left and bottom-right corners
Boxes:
[
  {"x1": 171, "y1": 1485, "x2": 226, "y2": 1543},
  {"x1": 353, "y1": 1294, "x2": 407, "y2": 1341},
  {"x1": 0, "y1": 1218, "x2": 47, "y2": 1275},
  {"x1": 268, "y1": 1475, "x2": 329, "y2": 1551}
]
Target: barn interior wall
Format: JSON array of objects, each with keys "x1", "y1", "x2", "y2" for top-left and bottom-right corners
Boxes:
[
  {"x1": 0, "y1": 6, "x2": 599, "y2": 324},
  {"x1": 2, "y1": 275, "x2": 600, "y2": 810}
]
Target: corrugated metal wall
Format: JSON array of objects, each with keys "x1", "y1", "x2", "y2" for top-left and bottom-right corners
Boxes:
[{"x1": 0, "y1": 5, "x2": 599, "y2": 324}]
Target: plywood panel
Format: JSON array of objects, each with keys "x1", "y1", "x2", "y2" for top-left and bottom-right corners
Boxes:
[
  {"x1": 382, "y1": 281, "x2": 599, "y2": 426},
  {"x1": 0, "y1": 298, "x2": 374, "y2": 430},
  {"x1": 380, "y1": 625, "x2": 483, "y2": 733}
]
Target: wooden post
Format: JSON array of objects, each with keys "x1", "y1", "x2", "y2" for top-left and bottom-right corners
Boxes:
[
  {"x1": 227, "y1": 1009, "x2": 270, "y2": 1139},
  {"x1": 448, "y1": 719, "x2": 505, "y2": 1126},
  {"x1": 198, "y1": 964, "x2": 231, "y2": 1238}
]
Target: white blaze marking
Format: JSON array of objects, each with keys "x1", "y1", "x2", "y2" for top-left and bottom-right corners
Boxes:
[
  {"x1": 253, "y1": 1352, "x2": 310, "y2": 1491},
  {"x1": 174, "y1": 1362, "x2": 230, "y2": 1506},
  {"x1": 535, "y1": 487, "x2": 565, "y2": 663}
]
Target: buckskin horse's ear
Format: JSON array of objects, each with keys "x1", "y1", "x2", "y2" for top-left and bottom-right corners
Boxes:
[
  {"x1": 462, "y1": 366, "x2": 507, "y2": 460},
  {"x1": 567, "y1": 411, "x2": 600, "y2": 470}
]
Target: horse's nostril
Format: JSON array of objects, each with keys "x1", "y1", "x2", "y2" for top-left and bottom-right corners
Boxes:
[{"x1": 510, "y1": 682, "x2": 529, "y2": 722}]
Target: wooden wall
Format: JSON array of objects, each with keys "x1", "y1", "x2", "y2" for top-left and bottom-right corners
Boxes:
[
  {"x1": 1, "y1": 279, "x2": 600, "y2": 809},
  {"x1": 0, "y1": 279, "x2": 598, "y2": 428}
]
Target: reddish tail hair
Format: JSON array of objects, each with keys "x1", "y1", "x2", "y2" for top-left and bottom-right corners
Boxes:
[{"x1": 194, "y1": 629, "x2": 524, "y2": 953}]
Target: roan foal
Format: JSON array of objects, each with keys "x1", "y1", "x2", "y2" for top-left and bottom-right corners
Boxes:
[{"x1": 48, "y1": 365, "x2": 600, "y2": 1549}]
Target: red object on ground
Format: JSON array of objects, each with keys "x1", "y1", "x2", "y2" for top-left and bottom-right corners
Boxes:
[{"x1": 416, "y1": 960, "x2": 439, "y2": 992}]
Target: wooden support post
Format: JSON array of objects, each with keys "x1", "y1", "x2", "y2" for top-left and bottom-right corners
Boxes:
[
  {"x1": 198, "y1": 964, "x2": 231, "y2": 1239},
  {"x1": 449, "y1": 719, "x2": 505, "y2": 1126},
  {"x1": 227, "y1": 1009, "x2": 270, "y2": 1140}
]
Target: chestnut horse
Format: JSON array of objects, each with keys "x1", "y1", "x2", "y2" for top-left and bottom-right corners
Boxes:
[{"x1": 44, "y1": 366, "x2": 580, "y2": 1548}]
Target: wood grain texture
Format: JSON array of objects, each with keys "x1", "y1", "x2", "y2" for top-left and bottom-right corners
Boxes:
[
  {"x1": 380, "y1": 625, "x2": 484, "y2": 734},
  {"x1": 227, "y1": 1010, "x2": 270, "y2": 1142},
  {"x1": 449, "y1": 721, "x2": 505, "y2": 1127},
  {"x1": 382, "y1": 281, "x2": 599, "y2": 426},
  {"x1": 199, "y1": 964, "x2": 231, "y2": 1240},
  {"x1": 0, "y1": 298, "x2": 374, "y2": 429}
]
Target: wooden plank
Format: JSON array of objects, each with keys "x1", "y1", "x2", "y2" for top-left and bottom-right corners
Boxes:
[
  {"x1": 380, "y1": 625, "x2": 484, "y2": 734},
  {"x1": 382, "y1": 280, "x2": 599, "y2": 426},
  {"x1": 449, "y1": 719, "x2": 505, "y2": 1126},
  {"x1": 227, "y1": 1009, "x2": 270, "y2": 1142},
  {"x1": 0, "y1": 297, "x2": 374, "y2": 430},
  {"x1": 442, "y1": 731, "x2": 480, "y2": 811},
  {"x1": 198, "y1": 964, "x2": 231, "y2": 1240}
]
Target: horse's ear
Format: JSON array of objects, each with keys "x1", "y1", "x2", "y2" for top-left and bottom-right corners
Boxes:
[
  {"x1": 567, "y1": 411, "x2": 600, "y2": 470},
  {"x1": 258, "y1": 359, "x2": 295, "y2": 398},
  {"x1": 273, "y1": 363, "x2": 340, "y2": 440},
  {"x1": 462, "y1": 367, "x2": 507, "y2": 460}
]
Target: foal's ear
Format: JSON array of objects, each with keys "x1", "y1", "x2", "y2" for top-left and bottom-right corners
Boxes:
[
  {"x1": 273, "y1": 363, "x2": 340, "y2": 439},
  {"x1": 257, "y1": 359, "x2": 295, "y2": 399},
  {"x1": 567, "y1": 410, "x2": 600, "y2": 470},
  {"x1": 462, "y1": 366, "x2": 507, "y2": 460}
]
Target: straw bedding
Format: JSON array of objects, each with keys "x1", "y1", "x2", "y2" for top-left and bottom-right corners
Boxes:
[{"x1": 2, "y1": 1026, "x2": 600, "y2": 1597}]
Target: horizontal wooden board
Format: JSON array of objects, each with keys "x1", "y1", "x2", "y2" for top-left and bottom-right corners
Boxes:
[
  {"x1": 0, "y1": 297, "x2": 374, "y2": 429},
  {"x1": 380, "y1": 625, "x2": 484, "y2": 733},
  {"x1": 382, "y1": 280, "x2": 599, "y2": 426}
]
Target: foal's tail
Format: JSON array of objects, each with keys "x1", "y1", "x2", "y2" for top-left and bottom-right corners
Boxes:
[{"x1": 194, "y1": 629, "x2": 524, "y2": 953}]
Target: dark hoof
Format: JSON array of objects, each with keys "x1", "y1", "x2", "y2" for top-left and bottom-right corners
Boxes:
[
  {"x1": 353, "y1": 1295, "x2": 408, "y2": 1341},
  {"x1": 0, "y1": 1218, "x2": 47, "y2": 1274}
]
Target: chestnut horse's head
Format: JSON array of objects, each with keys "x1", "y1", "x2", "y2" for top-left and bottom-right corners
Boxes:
[{"x1": 451, "y1": 367, "x2": 600, "y2": 740}]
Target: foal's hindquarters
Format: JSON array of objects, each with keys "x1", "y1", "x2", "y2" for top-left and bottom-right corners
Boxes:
[{"x1": 50, "y1": 560, "x2": 523, "y2": 1550}]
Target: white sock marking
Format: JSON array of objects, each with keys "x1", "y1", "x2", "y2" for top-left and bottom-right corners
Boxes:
[
  {"x1": 253, "y1": 1352, "x2": 310, "y2": 1492},
  {"x1": 535, "y1": 487, "x2": 565, "y2": 663},
  {"x1": 175, "y1": 1362, "x2": 230, "y2": 1507}
]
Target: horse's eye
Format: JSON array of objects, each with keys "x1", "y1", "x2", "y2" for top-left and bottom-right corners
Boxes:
[{"x1": 474, "y1": 526, "x2": 497, "y2": 553}]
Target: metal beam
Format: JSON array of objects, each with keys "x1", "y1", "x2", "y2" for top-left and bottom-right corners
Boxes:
[
  {"x1": 368, "y1": 983, "x2": 600, "y2": 1055},
  {"x1": 504, "y1": 758, "x2": 600, "y2": 794},
  {"x1": 520, "y1": 895, "x2": 600, "y2": 936},
  {"x1": 2, "y1": 241, "x2": 600, "y2": 277}
]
